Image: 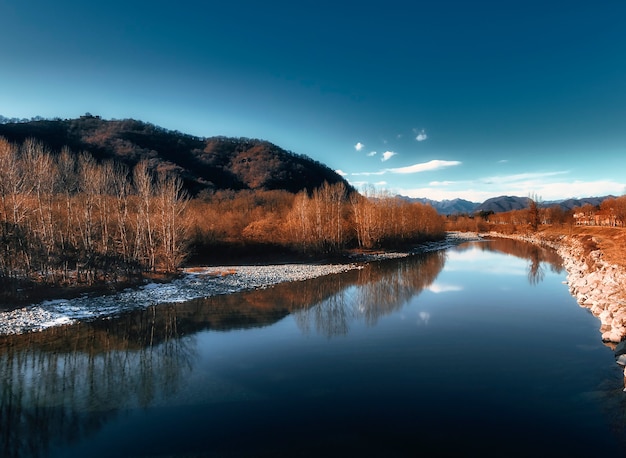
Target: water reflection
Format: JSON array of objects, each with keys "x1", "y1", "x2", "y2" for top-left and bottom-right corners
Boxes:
[
  {"x1": 294, "y1": 251, "x2": 447, "y2": 337},
  {"x1": 0, "y1": 238, "x2": 567, "y2": 457},
  {"x1": 481, "y1": 237, "x2": 564, "y2": 284},
  {"x1": 0, "y1": 307, "x2": 196, "y2": 458}
]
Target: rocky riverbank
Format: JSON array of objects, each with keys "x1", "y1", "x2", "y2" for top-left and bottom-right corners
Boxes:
[
  {"x1": 485, "y1": 231, "x2": 626, "y2": 343},
  {"x1": 0, "y1": 233, "x2": 478, "y2": 336}
]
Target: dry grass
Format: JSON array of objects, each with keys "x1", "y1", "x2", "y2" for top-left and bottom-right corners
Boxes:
[{"x1": 537, "y1": 226, "x2": 626, "y2": 268}]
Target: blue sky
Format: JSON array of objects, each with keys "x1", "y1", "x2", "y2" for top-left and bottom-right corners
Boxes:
[{"x1": 1, "y1": 0, "x2": 625, "y2": 202}]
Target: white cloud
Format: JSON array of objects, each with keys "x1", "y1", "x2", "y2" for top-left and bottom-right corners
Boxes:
[
  {"x1": 387, "y1": 160, "x2": 461, "y2": 174},
  {"x1": 415, "y1": 129, "x2": 428, "y2": 142},
  {"x1": 346, "y1": 159, "x2": 461, "y2": 179},
  {"x1": 428, "y1": 283, "x2": 463, "y2": 293},
  {"x1": 397, "y1": 175, "x2": 626, "y2": 202},
  {"x1": 354, "y1": 142, "x2": 364, "y2": 151},
  {"x1": 381, "y1": 151, "x2": 397, "y2": 162},
  {"x1": 335, "y1": 169, "x2": 348, "y2": 176},
  {"x1": 351, "y1": 171, "x2": 387, "y2": 176},
  {"x1": 367, "y1": 151, "x2": 377, "y2": 157},
  {"x1": 481, "y1": 171, "x2": 568, "y2": 185},
  {"x1": 374, "y1": 181, "x2": 388, "y2": 186}
]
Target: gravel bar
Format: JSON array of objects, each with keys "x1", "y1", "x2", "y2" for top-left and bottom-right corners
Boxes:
[{"x1": 0, "y1": 232, "x2": 482, "y2": 336}]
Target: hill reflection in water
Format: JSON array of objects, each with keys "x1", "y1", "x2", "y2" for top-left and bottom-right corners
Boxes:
[{"x1": 0, "y1": 240, "x2": 604, "y2": 458}]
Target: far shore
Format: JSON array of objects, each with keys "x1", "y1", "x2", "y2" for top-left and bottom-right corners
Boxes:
[
  {"x1": 1, "y1": 229, "x2": 624, "y2": 342},
  {"x1": 0, "y1": 232, "x2": 480, "y2": 336}
]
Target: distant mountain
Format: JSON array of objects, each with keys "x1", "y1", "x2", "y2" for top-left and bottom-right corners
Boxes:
[
  {"x1": 0, "y1": 115, "x2": 350, "y2": 195},
  {"x1": 547, "y1": 196, "x2": 615, "y2": 211},
  {"x1": 403, "y1": 197, "x2": 479, "y2": 215},
  {"x1": 478, "y1": 195, "x2": 614, "y2": 213},
  {"x1": 475, "y1": 195, "x2": 531, "y2": 213},
  {"x1": 405, "y1": 194, "x2": 615, "y2": 215}
]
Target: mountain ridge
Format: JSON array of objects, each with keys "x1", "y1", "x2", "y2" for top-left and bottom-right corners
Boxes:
[
  {"x1": 403, "y1": 195, "x2": 613, "y2": 215},
  {"x1": 0, "y1": 115, "x2": 350, "y2": 195},
  {"x1": 0, "y1": 115, "x2": 613, "y2": 210}
]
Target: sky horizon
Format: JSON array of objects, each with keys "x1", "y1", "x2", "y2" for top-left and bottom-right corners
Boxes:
[{"x1": 2, "y1": 1, "x2": 625, "y2": 202}]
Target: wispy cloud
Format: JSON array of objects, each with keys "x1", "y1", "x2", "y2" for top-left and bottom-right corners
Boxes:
[
  {"x1": 480, "y1": 171, "x2": 568, "y2": 185},
  {"x1": 335, "y1": 169, "x2": 348, "y2": 176},
  {"x1": 397, "y1": 172, "x2": 626, "y2": 202},
  {"x1": 351, "y1": 170, "x2": 387, "y2": 176},
  {"x1": 415, "y1": 129, "x2": 428, "y2": 142},
  {"x1": 381, "y1": 151, "x2": 397, "y2": 162},
  {"x1": 367, "y1": 151, "x2": 377, "y2": 157},
  {"x1": 354, "y1": 142, "x2": 364, "y2": 151},
  {"x1": 387, "y1": 160, "x2": 461, "y2": 174},
  {"x1": 349, "y1": 159, "x2": 461, "y2": 178},
  {"x1": 428, "y1": 283, "x2": 463, "y2": 293}
]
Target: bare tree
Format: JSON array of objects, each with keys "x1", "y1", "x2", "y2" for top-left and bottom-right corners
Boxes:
[
  {"x1": 21, "y1": 138, "x2": 57, "y2": 279},
  {"x1": 527, "y1": 193, "x2": 542, "y2": 232},
  {"x1": 133, "y1": 160, "x2": 156, "y2": 271},
  {"x1": 155, "y1": 170, "x2": 189, "y2": 272}
]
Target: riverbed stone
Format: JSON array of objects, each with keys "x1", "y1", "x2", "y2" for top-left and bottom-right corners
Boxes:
[{"x1": 487, "y1": 231, "x2": 626, "y2": 343}]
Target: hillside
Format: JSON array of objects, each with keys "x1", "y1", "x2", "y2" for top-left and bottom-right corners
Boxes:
[
  {"x1": 0, "y1": 115, "x2": 350, "y2": 195},
  {"x1": 475, "y1": 195, "x2": 531, "y2": 213}
]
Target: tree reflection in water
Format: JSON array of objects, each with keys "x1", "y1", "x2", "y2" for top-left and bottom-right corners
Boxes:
[
  {"x1": 0, "y1": 238, "x2": 566, "y2": 457},
  {"x1": 294, "y1": 239, "x2": 565, "y2": 337},
  {"x1": 294, "y1": 251, "x2": 447, "y2": 337},
  {"x1": 0, "y1": 307, "x2": 196, "y2": 458},
  {"x1": 476, "y1": 237, "x2": 563, "y2": 286}
]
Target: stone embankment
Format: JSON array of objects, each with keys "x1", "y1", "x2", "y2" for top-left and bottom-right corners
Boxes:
[{"x1": 486, "y1": 231, "x2": 626, "y2": 343}]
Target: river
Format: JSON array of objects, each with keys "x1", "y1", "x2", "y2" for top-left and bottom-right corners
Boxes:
[{"x1": 1, "y1": 239, "x2": 625, "y2": 457}]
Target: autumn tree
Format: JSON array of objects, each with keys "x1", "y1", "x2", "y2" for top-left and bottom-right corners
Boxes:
[{"x1": 527, "y1": 194, "x2": 541, "y2": 232}]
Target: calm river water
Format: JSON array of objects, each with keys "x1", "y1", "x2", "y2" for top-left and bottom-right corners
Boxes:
[{"x1": 2, "y1": 239, "x2": 626, "y2": 457}]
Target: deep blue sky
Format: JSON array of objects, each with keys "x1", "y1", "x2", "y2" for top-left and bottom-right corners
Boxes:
[{"x1": 2, "y1": 0, "x2": 625, "y2": 201}]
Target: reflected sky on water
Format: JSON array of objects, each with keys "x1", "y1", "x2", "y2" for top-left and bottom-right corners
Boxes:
[{"x1": 1, "y1": 239, "x2": 625, "y2": 457}]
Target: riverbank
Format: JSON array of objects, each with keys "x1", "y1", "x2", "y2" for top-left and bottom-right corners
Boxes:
[
  {"x1": 484, "y1": 228, "x2": 626, "y2": 343},
  {"x1": 0, "y1": 232, "x2": 480, "y2": 336}
]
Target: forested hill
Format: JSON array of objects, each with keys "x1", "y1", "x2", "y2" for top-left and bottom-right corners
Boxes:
[{"x1": 0, "y1": 115, "x2": 349, "y2": 195}]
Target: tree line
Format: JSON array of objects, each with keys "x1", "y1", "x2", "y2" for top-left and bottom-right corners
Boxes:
[
  {"x1": 189, "y1": 183, "x2": 445, "y2": 257},
  {"x1": 0, "y1": 137, "x2": 446, "y2": 294},
  {"x1": 0, "y1": 137, "x2": 188, "y2": 289},
  {"x1": 446, "y1": 195, "x2": 626, "y2": 233}
]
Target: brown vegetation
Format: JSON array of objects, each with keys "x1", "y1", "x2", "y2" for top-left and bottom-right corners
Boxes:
[
  {"x1": 0, "y1": 116, "x2": 349, "y2": 195},
  {"x1": 0, "y1": 137, "x2": 188, "y2": 297},
  {"x1": 0, "y1": 136, "x2": 446, "y2": 300},
  {"x1": 446, "y1": 195, "x2": 626, "y2": 269}
]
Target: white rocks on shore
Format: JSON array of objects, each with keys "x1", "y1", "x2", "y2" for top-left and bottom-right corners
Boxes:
[
  {"x1": 0, "y1": 233, "x2": 482, "y2": 337},
  {"x1": 486, "y1": 231, "x2": 626, "y2": 343},
  {"x1": 558, "y1": 239, "x2": 626, "y2": 343},
  {"x1": 0, "y1": 263, "x2": 360, "y2": 336}
]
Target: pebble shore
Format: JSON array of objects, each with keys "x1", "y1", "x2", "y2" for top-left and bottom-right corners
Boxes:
[
  {"x1": 0, "y1": 264, "x2": 358, "y2": 336},
  {"x1": 0, "y1": 233, "x2": 481, "y2": 336}
]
